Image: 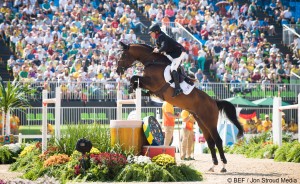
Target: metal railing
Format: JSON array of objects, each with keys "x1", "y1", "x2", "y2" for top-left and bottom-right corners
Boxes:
[
  {"x1": 2, "y1": 81, "x2": 300, "y2": 102},
  {"x1": 159, "y1": 22, "x2": 203, "y2": 49},
  {"x1": 282, "y1": 24, "x2": 300, "y2": 46},
  {"x1": 11, "y1": 106, "x2": 298, "y2": 135}
]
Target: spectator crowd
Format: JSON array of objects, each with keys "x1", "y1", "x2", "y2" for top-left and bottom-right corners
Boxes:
[
  {"x1": 0, "y1": 0, "x2": 299, "y2": 133},
  {"x1": 0, "y1": 0, "x2": 299, "y2": 97}
]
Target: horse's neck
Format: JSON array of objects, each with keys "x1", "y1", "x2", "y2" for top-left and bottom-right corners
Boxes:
[
  {"x1": 142, "y1": 53, "x2": 170, "y2": 67},
  {"x1": 131, "y1": 45, "x2": 171, "y2": 66}
]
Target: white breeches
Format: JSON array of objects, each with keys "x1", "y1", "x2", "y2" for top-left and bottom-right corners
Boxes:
[{"x1": 165, "y1": 52, "x2": 187, "y2": 72}]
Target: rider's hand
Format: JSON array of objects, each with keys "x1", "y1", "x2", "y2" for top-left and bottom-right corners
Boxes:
[{"x1": 153, "y1": 48, "x2": 159, "y2": 53}]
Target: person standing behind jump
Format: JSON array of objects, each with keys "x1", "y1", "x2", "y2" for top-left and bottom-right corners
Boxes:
[
  {"x1": 180, "y1": 110, "x2": 195, "y2": 160},
  {"x1": 162, "y1": 101, "x2": 180, "y2": 146},
  {"x1": 149, "y1": 23, "x2": 187, "y2": 97}
]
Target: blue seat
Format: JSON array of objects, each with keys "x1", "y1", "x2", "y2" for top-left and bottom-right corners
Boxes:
[
  {"x1": 281, "y1": 19, "x2": 289, "y2": 25},
  {"x1": 259, "y1": 20, "x2": 264, "y2": 27},
  {"x1": 48, "y1": 13, "x2": 53, "y2": 20},
  {"x1": 289, "y1": 2, "x2": 296, "y2": 7}
]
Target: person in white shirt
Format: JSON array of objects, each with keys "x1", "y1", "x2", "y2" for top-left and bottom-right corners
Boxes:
[
  {"x1": 44, "y1": 67, "x2": 54, "y2": 79},
  {"x1": 292, "y1": 36, "x2": 300, "y2": 58},
  {"x1": 269, "y1": 44, "x2": 279, "y2": 54},
  {"x1": 247, "y1": 43, "x2": 257, "y2": 54},
  {"x1": 88, "y1": 61, "x2": 98, "y2": 74},
  {"x1": 148, "y1": 3, "x2": 158, "y2": 20},
  {"x1": 115, "y1": 3, "x2": 124, "y2": 18},
  {"x1": 43, "y1": 31, "x2": 52, "y2": 45},
  {"x1": 22, "y1": 5, "x2": 33, "y2": 16},
  {"x1": 129, "y1": 9, "x2": 136, "y2": 19},
  {"x1": 64, "y1": 1, "x2": 74, "y2": 13},
  {"x1": 10, "y1": 33, "x2": 19, "y2": 46},
  {"x1": 254, "y1": 54, "x2": 264, "y2": 68},
  {"x1": 56, "y1": 61, "x2": 65, "y2": 73},
  {"x1": 50, "y1": 1, "x2": 58, "y2": 12},
  {"x1": 81, "y1": 38, "x2": 90, "y2": 49},
  {"x1": 59, "y1": 0, "x2": 67, "y2": 11},
  {"x1": 225, "y1": 53, "x2": 234, "y2": 67},
  {"x1": 282, "y1": 7, "x2": 292, "y2": 21},
  {"x1": 125, "y1": 29, "x2": 137, "y2": 43},
  {"x1": 239, "y1": 64, "x2": 249, "y2": 78},
  {"x1": 25, "y1": 33, "x2": 35, "y2": 44},
  {"x1": 243, "y1": 17, "x2": 252, "y2": 30}
]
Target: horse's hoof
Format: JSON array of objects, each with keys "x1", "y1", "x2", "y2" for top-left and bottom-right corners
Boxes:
[
  {"x1": 220, "y1": 168, "x2": 227, "y2": 173},
  {"x1": 208, "y1": 167, "x2": 214, "y2": 172},
  {"x1": 237, "y1": 132, "x2": 244, "y2": 139}
]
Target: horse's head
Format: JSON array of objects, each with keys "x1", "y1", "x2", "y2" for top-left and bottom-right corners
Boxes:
[{"x1": 116, "y1": 42, "x2": 137, "y2": 75}]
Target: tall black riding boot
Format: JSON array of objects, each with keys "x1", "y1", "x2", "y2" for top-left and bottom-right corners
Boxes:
[
  {"x1": 171, "y1": 70, "x2": 183, "y2": 97},
  {"x1": 178, "y1": 67, "x2": 194, "y2": 86}
]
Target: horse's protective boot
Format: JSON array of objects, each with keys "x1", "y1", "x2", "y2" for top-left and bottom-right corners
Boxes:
[{"x1": 171, "y1": 70, "x2": 183, "y2": 97}]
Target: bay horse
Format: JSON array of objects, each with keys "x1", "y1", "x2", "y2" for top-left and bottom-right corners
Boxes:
[{"x1": 117, "y1": 42, "x2": 243, "y2": 172}]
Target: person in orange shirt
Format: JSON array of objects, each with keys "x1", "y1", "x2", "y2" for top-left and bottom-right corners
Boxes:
[
  {"x1": 188, "y1": 16, "x2": 197, "y2": 34},
  {"x1": 255, "y1": 118, "x2": 263, "y2": 133},
  {"x1": 182, "y1": 38, "x2": 191, "y2": 53},
  {"x1": 262, "y1": 115, "x2": 272, "y2": 132},
  {"x1": 174, "y1": 14, "x2": 183, "y2": 25},
  {"x1": 161, "y1": 15, "x2": 170, "y2": 27},
  {"x1": 180, "y1": 110, "x2": 195, "y2": 160},
  {"x1": 162, "y1": 101, "x2": 179, "y2": 146},
  {"x1": 181, "y1": 15, "x2": 190, "y2": 28},
  {"x1": 191, "y1": 42, "x2": 200, "y2": 61},
  {"x1": 10, "y1": 113, "x2": 20, "y2": 135}
]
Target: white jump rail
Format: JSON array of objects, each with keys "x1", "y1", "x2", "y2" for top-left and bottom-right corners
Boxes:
[
  {"x1": 116, "y1": 88, "x2": 141, "y2": 120},
  {"x1": 273, "y1": 94, "x2": 300, "y2": 146},
  {"x1": 41, "y1": 87, "x2": 61, "y2": 152},
  {"x1": 18, "y1": 134, "x2": 52, "y2": 142}
]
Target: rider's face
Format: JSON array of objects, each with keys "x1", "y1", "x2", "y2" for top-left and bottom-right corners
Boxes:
[{"x1": 150, "y1": 32, "x2": 156, "y2": 38}]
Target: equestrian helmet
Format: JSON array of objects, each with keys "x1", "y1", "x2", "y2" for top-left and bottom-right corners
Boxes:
[{"x1": 148, "y1": 24, "x2": 161, "y2": 34}]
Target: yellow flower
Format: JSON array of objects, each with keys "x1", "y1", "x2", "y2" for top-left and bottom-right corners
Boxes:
[
  {"x1": 90, "y1": 147, "x2": 100, "y2": 154},
  {"x1": 19, "y1": 145, "x2": 36, "y2": 157}
]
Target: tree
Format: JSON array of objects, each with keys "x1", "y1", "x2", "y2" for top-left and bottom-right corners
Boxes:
[{"x1": 0, "y1": 80, "x2": 35, "y2": 135}]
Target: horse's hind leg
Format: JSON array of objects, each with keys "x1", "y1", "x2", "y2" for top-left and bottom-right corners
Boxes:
[
  {"x1": 193, "y1": 115, "x2": 218, "y2": 172},
  {"x1": 206, "y1": 136, "x2": 218, "y2": 172},
  {"x1": 211, "y1": 128, "x2": 227, "y2": 172}
]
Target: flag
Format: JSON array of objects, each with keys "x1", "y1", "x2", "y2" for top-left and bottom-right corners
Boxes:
[{"x1": 239, "y1": 109, "x2": 257, "y2": 133}]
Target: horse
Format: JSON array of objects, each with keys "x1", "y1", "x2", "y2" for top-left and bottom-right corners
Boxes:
[{"x1": 117, "y1": 42, "x2": 244, "y2": 172}]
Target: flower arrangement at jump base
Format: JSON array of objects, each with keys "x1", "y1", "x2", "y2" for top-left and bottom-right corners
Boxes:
[{"x1": 6, "y1": 124, "x2": 203, "y2": 183}]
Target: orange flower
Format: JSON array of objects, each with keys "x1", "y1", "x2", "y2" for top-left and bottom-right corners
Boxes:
[{"x1": 43, "y1": 154, "x2": 70, "y2": 168}]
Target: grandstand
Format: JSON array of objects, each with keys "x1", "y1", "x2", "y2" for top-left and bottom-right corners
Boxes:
[{"x1": 0, "y1": 0, "x2": 299, "y2": 109}]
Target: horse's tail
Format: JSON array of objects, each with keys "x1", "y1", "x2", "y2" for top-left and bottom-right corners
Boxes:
[{"x1": 215, "y1": 100, "x2": 244, "y2": 139}]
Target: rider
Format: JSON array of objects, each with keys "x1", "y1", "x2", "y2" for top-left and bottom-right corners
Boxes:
[{"x1": 148, "y1": 23, "x2": 187, "y2": 97}]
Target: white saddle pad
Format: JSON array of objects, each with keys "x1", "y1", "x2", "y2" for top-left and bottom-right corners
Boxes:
[{"x1": 163, "y1": 65, "x2": 195, "y2": 95}]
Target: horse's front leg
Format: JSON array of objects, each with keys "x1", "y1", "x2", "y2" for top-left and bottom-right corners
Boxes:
[{"x1": 129, "y1": 76, "x2": 146, "y2": 93}]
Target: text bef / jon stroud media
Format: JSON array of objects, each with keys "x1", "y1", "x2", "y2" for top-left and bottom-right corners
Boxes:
[{"x1": 227, "y1": 177, "x2": 298, "y2": 183}]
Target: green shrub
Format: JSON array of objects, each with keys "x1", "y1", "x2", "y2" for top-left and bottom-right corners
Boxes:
[
  {"x1": 274, "y1": 142, "x2": 293, "y2": 162},
  {"x1": 286, "y1": 142, "x2": 300, "y2": 163},
  {"x1": 52, "y1": 124, "x2": 112, "y2": 155},
  {"x1": 117, "y1": 163, "x2": 203, "y2": 182},
  {"x1": 0, "y1": 146, "x2": 13, "y2": 164}
]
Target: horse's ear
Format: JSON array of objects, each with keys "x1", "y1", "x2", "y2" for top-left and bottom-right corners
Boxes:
[{"x1": 120, "y1": 41, "x2": 129, "y2": 50}]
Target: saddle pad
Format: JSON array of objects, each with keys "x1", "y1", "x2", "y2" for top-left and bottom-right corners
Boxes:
[
  {"x1": 164, "y1": 65, "x2": 195, "y2": 95},
  {"x1": 142, "y1": 116, "x2": 164, "y2": 146}
]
